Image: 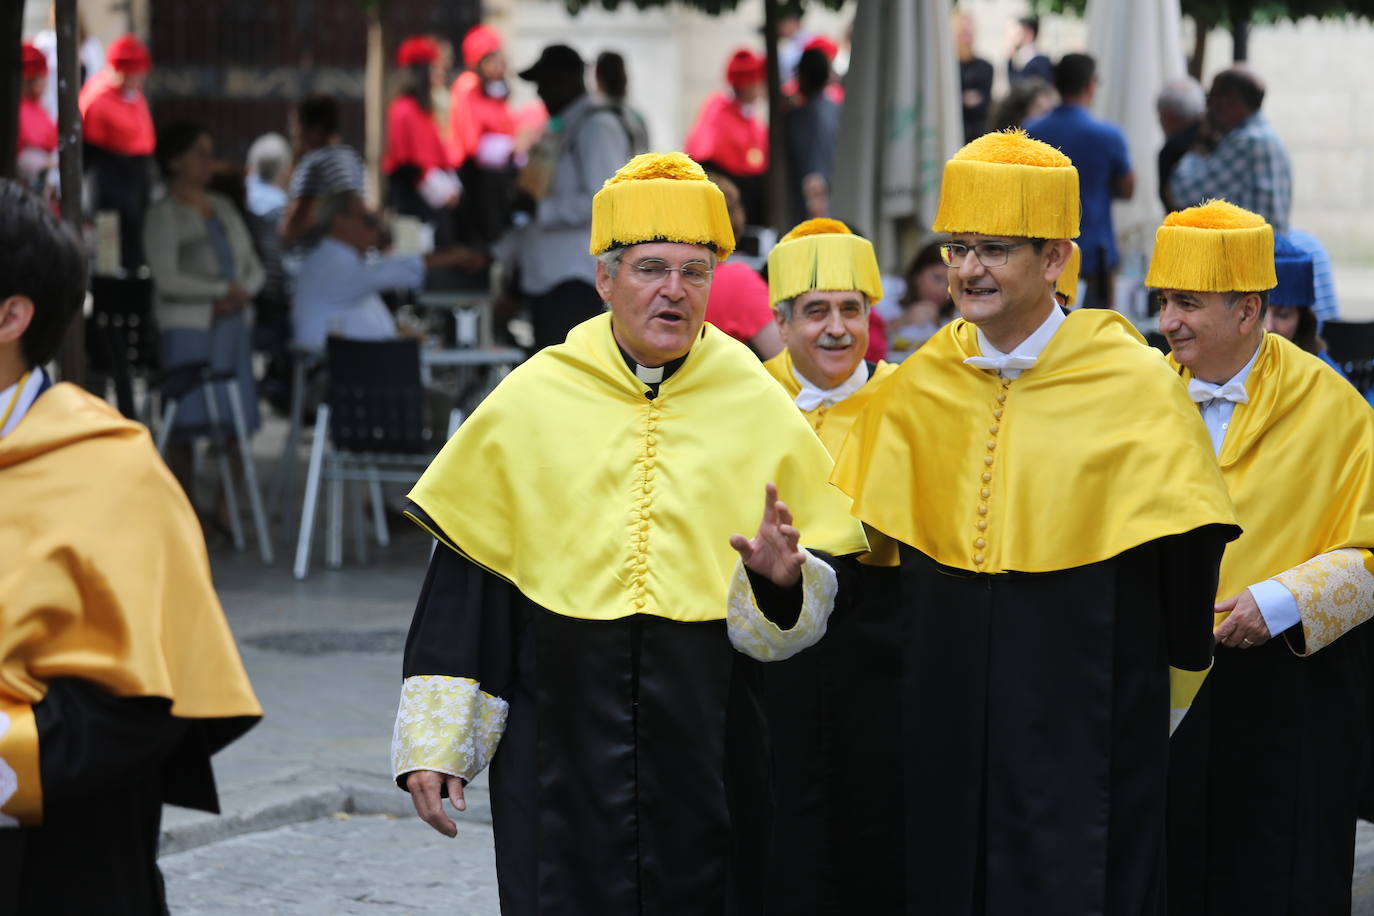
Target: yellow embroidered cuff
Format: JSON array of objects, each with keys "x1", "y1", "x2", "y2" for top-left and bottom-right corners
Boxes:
[
  {"x1": 1275, "y1": 548, "x2": 1374, "y2": 656},
  {"x1": 0, "y1": 699, "x2": 41, "y2": 827},
  {"x1": 726, "y1": 552, "x2": 838, "y2": 662},
  {"x1": 391, "y1": 675, "x2": 509, "y2": 783}
]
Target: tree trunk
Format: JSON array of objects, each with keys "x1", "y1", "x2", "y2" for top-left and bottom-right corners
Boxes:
[
  {"x1": 1189, "y1": 16, "x2": 1208, "y2": 80},
  {"x1": 763, "y1": 0, "x2": 789, "y2": 233},
  {"x1": 365, "y1": 8, "x2": 387, "y2": 209},
  {"x1": 0, "y1": 0, "x2": 23, "y2": 179},
  {"x1": 1230, "y1": 17, "x2": 1250, "y2": 62},
  {"x1": 56, "y1": 0, "x2": 86, "y2": 386}
]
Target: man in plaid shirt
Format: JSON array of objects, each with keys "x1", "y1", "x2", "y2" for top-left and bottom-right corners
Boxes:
[{"x1": 1168, "y1": 67, "x2": 1292, "y2": 231}]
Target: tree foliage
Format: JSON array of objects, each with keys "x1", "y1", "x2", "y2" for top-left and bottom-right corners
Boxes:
[
  {"x1": 564, "y1": 0, "x2": 845, "y2": 14},
  {"x1": 1032, "y1": 0, "x2": 1374, "y2": 26}
]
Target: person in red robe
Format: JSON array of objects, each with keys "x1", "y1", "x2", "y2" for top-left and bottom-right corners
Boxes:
[
  {"x1": 383, "y1": 36, "x2": 461, "y2": 225},
  {"x1": 445, "y1": 24, "x2": 517, "y2": 247},
  {"x1": 16, "y1": 43, "x2": 58, "y2": 196},
  {"x1": 79, "y1": 34, "x2": 155, "y2": 269},
  {"x1": 684, "y1": 48, "x2": 768, "y2": 225}
]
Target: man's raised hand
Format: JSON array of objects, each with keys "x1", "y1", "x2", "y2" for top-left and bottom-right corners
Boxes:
[{"x1": 730, "y1": 482, "x2": 806, "y2": 588}]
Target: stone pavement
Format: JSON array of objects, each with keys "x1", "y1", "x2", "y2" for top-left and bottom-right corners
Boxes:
[
  {"x1": 157, "y1": 515, "x2": 506, "y2": 913},
  {"x1": 162, "y1": 814, "x2": 500, "y2": 915}
]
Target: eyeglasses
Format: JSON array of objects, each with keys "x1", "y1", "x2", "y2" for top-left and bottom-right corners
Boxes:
[
  {"x1": 628, "y1": 259, "x2": 714, "y2": 287},
  {"x1": 939, "y1": 240, "x2": 1036, "y2": 268}
]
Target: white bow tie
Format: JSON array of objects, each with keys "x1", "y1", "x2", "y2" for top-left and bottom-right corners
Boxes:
[
  {"x1": 964, "y1": 354, "x2": 1038, "y2": 373},
  {"x1": 1188, "y1": 378, "x2": 1249, "y2": 406}
]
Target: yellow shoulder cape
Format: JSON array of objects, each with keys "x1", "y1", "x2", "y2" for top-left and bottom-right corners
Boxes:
[
  {"x1": 762, "y1": 350, "x2": 898, "y2": 456},
  {"x1": 0, "y1": 383, "x2": 261, "y2": 825},
  {"x1": 1169, "y1": 333, "x2": 1374, "y2": 710},
  {"x1": 408, "y1": 313, "x2": 868, "y2": 623},
  {"x1": 832, "y1": 309, "x2": 1238, "y2": 573}
]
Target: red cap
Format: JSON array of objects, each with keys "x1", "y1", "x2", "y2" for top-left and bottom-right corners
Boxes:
[
  {"x1": 396, "y1": 35, "x2": 440, "y2": 68},
  {"x1": 461, "y1": 25, "x2": 502, "y2": 69},
  {"x1": 725, "y1": 48, "x2": 765, "y2": 89},
  {"x1": 107, "y1": 34, "x2": 151, "y2": 74},
  {"x1": 803, "y1": 36, "x2": 838, "y2": 61},
  {"x1": 21, "y1": 42, "x2": 47, "y2": 79}
]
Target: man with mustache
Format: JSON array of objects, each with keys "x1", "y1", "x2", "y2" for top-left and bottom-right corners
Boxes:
[
  {"x1": 1152, "y1": 200, "x2": 1374, "y2": 916},
  {"x1": 832, "y1": 130, "x2": 1240, "y2": 914},
  {"x1": 758, "y1": 218, "x2": 902, "y2": 913},
  {"x1": 391, "y1": 153, "x2": 868, "y2": 914}
]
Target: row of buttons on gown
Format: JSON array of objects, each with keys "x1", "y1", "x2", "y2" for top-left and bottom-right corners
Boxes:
[
  {"x1": 975, "y1": 377, "x2": 1009, "y2": 570},
  {"x1": 629, "y1": 401, "x2": 660, "y2": 612}
]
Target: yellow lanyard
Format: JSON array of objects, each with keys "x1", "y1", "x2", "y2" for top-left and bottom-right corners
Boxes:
[{"x1": 0, "y1": 372, "x2": 32, "y2": 435}]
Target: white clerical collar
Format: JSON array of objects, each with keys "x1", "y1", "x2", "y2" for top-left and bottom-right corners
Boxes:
[
  {"x1": 635, "y1": 364, "x2": 664, "y2": 384},
  {"x1": 0, "y1": 368, "x2": 46, "y2": 438},
  {"x1": 966, "y1": 301, "x2": 1065, "y2": 376},
  {"x1": 793, "y1": 359, "x2": 869, "y2": 412}
]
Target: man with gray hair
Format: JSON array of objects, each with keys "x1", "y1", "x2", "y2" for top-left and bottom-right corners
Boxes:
[
  {"x1": 292, "y1": 191, "x2": 484, "y2": 352},
  {"x1": 246, "y1": 132, "x2": 292, "y2": 221},
  {"x1": 1156, "y1": 78, "x2": 1205, "y2": 212}
]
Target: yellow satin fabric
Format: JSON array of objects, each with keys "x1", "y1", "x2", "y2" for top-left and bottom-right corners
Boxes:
[
  {"x1": 832, "y1": 309, "x2": 1238, "y2": 574},
  {"x1": 408, "y1": 313, "x2": 868, "y2": 623},
  {"x1": 0, "y1": 384, "x2": 262, "y2": 823},
  {"x1": 763, "y1": 350, "x2": 900, "y2": 567},
  {"x1": 1169, "y1": 333, "x2": 1374, "y2": 709},
  {"x1": 762, "y1": 350, "x2": 897, "y2": 456}
]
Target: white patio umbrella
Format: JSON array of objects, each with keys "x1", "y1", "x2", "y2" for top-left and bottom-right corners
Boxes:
[
  {"x1": 1084, "y1": 0, "x2": 1187, "y2": 302},
  {"x1": 831, "y1": 0, "x2": 963, "y2": 271}
]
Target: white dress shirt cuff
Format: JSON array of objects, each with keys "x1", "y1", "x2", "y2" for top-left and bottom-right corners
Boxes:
[{"x1": 1248, "y1": 578, "x2": 1301, "y2": 637}]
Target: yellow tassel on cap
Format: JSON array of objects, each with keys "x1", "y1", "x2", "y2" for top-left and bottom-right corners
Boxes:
[
  {"x1": 1056, "y1": 241, "x2": 1081, "y2": 305},
  {"x1": 589, "y1": 152, "x2": 736, "y2": 258},
  {"x1": 767, "y1": 218, "x2": 884, "y2": 307},
  {"x1": 1145, "y1": 199, "x2": 1276, "y2": 293},
  {"x1": 932, "y1": 129, "x2": 1079, "y2": 240}
]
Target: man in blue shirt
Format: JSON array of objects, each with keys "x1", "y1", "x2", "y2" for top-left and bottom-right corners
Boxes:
[{"x1": 1026, "y1": 53, "x2": 1134, "y2": 309}]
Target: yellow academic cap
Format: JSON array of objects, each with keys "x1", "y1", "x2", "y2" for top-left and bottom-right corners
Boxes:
[
  {"x1": 1056, "y1": 241, "x2": 1081, "y2": 305},
  {"x1": 1145, "y1": 199, "x2": 1276, "y2": 293},
  {"x1": 589, "y1": 152, "x2": 736, "y2": 259},
  {"x1": 932, "y1": 129, "x2": 1079, "y2": 240},
  {"x1": 767, "y1": 218, "x2": 884, "y2": 307}
]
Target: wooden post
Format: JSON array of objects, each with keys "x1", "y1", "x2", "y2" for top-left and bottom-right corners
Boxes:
[
  {"x1": 763, "y1": 0, "x2": 789, "y2": 233},
  {"x1": 365, "y1": 6, "x2": 386, "y2": 209},
  {"x1": 0, "y1": 0, "x2": 22, "y2": 179},
  {"x1": 56, "y1": 0, "x2": 86, "y2": 386}
]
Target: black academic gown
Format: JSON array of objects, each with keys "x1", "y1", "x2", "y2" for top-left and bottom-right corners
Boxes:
[
  {"x1": 760, "y1": 559, "x2": 904, "y2": 915},
  {"x1": 1168, "y1": 631, "x2": 1369, "y2": 915},
  {"x1": 404, "y1": 541, "x2": 828, "y2": 916},
  {"x1": 0, "y1": 680, "x2": 254, "y2": 916},
  {"x1": 898, "y1": 528, "x2": 1230, "y2": 916}
]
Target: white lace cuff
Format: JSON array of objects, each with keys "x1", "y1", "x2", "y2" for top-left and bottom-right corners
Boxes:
[
  {"x1": 726, "y1": 551, "x2": 838, "y2": 662},
  {"x1": 1275, "y1": 547, "x2": 1374, "y2": 655},
  {"x1": 391, "y1": 674, "x2": 509, "y2": 783}
]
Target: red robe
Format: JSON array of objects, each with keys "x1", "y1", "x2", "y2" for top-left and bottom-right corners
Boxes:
[
  {"x1": 446, "y1": 71, "x2": 516, "y2": 169},
  {"x1": 17, "y1": 97, "x2": 57, "y2": 155},
  {"x1": 78, "y1": 74, "x2": 155, "y2": 156},
  {"x1": 684, "y1": 92, "x2": 768, "y2": 177},
  {"x1": 382, "y1": 94, "x2": 451, "y2": 176}
]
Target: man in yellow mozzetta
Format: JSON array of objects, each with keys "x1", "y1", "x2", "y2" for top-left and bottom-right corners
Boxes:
[
  {"x1": 0, "y1": 180, "x2": 261, "y2": 912},
  {"x1": 1152, "y1": 200, "x2": 1374, "y2": 916},
  {"x1": 757, "y1": 217, "x2": 904, "y2": 913},
  {"x1": 390, "y1": 152, "x2": 868, "y2": 913},
  {"x1": 831, "y1": 129, "x2": 1240, "y2": 914}
]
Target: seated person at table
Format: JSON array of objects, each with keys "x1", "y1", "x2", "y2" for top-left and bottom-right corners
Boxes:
[{"x1": 292, "y1": 191, "x2": 485, "y2": 353}]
